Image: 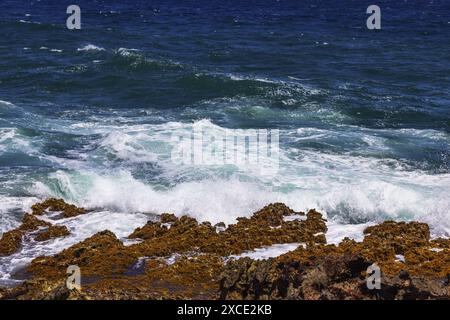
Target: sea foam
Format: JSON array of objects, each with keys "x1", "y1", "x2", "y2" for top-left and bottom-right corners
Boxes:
[
  {"x1": 77, "y1": 44, "x2": 105, "y2": 52},
  {"x1": 22, "y1": 118, "x2": 450, "y2": 237}
]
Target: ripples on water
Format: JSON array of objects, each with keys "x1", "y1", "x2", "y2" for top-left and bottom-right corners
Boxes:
[{"x1": 0, "y1": 0, "x2": 449, "y2": 283}]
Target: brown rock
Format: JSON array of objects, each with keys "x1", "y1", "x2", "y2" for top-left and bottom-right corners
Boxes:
[
  {"x1": 27, "y1": 230, "x2": 137, "y2": 280},
  {"x1": 363, "y1": 220, "x2": 430, "y2": 255},
  {"x1": 0, "y1": 214, "x2": 62, "y2": 256},
  {"x1": 20, "y1": 214, "x2": 51, "y2": 231},
  {"x1": 31, "y1": 198, "x2": 86, "y2": 218},
  {"x1": 2, "y1": 201, "x2": 449, "y2": 300},
  {"x1": 0, "y1": 230, "x2": 23, "y2": 257},
  {"x1": 35, "y1": 225, "x2": 70, "y2": 242},
  {"x1": 128, "y1": 203, "x2": 326, "y2": 259}
]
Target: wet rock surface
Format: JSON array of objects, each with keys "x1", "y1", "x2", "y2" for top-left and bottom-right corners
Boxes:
[
  {"x1": 31, "y1": 198, "x2": 86, "y2": 218},
  {"x1": 0, "y1": 229, "x2": 23, "y2": 257},
  {"x1": 0, "y1": 200, "x2": 448, "y2": 300},
  {"x1": 0, "y1": 200, "x2": 74, "y2": 257},
  {"x1": 0, "y1": 214, "x2": 52, "y2": 256},
  {"x1": 34, "y1": 225, "x2": 71, "y2": 242}
]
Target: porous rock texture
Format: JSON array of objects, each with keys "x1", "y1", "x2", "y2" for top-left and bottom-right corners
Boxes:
[
  {"x1": 0, "y1": 198, "x2": 79, "y2": 256},
  {"x1": 0, "y1": 200, "x2": 448, "y2": 300}
]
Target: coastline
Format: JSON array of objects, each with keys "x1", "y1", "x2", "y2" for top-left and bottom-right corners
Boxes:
[{"x1": 0, "y1": 199, "x2": 448, "y2": 300}]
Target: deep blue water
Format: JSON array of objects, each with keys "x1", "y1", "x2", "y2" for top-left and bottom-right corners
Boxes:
[{"x1": 0, "y1": 0, "x2": 449, "y2": 282}]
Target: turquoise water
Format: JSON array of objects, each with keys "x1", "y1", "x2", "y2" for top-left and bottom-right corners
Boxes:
[{"x1": 0, "y1": 1, "x2": 449, "y2": 283}]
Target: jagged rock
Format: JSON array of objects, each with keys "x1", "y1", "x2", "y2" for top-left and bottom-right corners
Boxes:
[
  {"x1": 218, "y1": 250, "x2": 450, "y2": 300},
  {"x1": 335, "y1": 221, "x2": 450, "y2": 278},
  {"x1": 360, "y1": 274, "x2": 450, "y2": 300},
  {"x1": 27, "y1": 230, "x2": 137, "y2": 280},
  {"x1": 0, "y1": 279, "x2": 78, "y2": 300},
  {"x1": 218, "y1": 251, "x2": 373, "y2": 300},
  {"x1": 129, "y1": 203, "x2": 326, "y2": 258},
  {"x1": 216, "y1": 218, "x2": 449, "y2": 300},
  {"x1": 47, "y1": 284, "x2": 72, "y2": 300},
  {"x1": 20, "y1": 214, "x2": 51, "y2": 231},
  {"x1": 0, "y1": 213, "x2": 68, "y2": 256},
  {"x1": 0, "y1": 287, "x2": 6, "y2": 299},
  {"x1": 363, "y1": 221, "x2": 430, "y2": 255},
  {"x1": 35, "y1": 225, "x2": 70, "y2": 242},
  {"x1": 322, "y1": 253, "x2": 371, "y2": 282},
  {"x1": 1, "y1": 200, "x2": 448, "y2": 300},
  {"x1": 0, "y1": 230, "x2": 23, "y2": 256},
  {"x1": 31, "y1": 198, "x2": 86, "y2": 218},
  {"x1": 219, "y1": 258, "x2": 277, "y2": 299},
  {"x1": 0, "y1": 214, "x2": 51, "y2": 256}
]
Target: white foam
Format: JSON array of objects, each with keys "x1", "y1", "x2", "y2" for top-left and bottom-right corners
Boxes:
[
  {"x1": 23, "y1": 119, "x2": 450, "y2": 236},
  {"x1": 326, "y1": 220, "x2": 374, "y2": 245},
  {"x1": 99, "y1": 131, "x2": 159, "y2": 163},
  {"x1": 117, "y1": 47, "x2": 140, "y2": 57},
  {"x1": 0, "y1": 100, "x2": 14, "y2": 107},
  {"x1": 0, "y1": 116, "x2": 447, "y2": 242},
  {"x1": 0, "y1": 128, "x2": 17, "y2": 144},
  {"x1": 77, "y1": 44, "x2": 105, "y2": 52},
  {"x1": 229, "y1": 243, "x2": 304, "y2": 260},
  {"x1": 284, "y1": 214, "x2": 307, "y2": 222},
  {"x1": 0, "y1": 128, "x2": 34, "y2": 154},
  {"x1": 2, "y1": 116, "x2": 449, "y2": 282},
  {"x1": 32, "y1": 170, "x2": 273, "y2": 225},
  {"x1": 224, "y1": 73, "x2": 325, "y2": 94},
  {"x1": 0, "y1": 197, "x2": 40, "y2": 234},
  {"x1": 0, "y1": 210, "x2": 148, "y2": 285}
]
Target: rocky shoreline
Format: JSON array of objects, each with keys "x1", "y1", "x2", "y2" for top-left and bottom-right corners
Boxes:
[{"x1": 0, "y1": 199, "x2": 449, "y2": 300}]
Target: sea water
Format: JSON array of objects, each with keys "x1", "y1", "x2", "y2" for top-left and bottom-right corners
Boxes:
[{"x1": 0, "y1": 0, "x2": 449, "y2": 284}]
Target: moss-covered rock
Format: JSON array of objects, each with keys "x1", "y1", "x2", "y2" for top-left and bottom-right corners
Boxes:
[
  {"x1": 1, "y1": 200, "x2": 448, "y2": 300},
  {"x1": 0, "y1": 230, "x2": 23, "y2": 256},
  {"x1": 31, "y1": 198, "x2": 86, "y2": 218},
  {"x1": 35, "y1": 225, "x2": 70, "y2": 242}
]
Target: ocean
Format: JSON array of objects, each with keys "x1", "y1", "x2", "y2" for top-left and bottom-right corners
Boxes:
[{"x1": 0, "y1": 0, "x2": 449, "y2": 285}]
